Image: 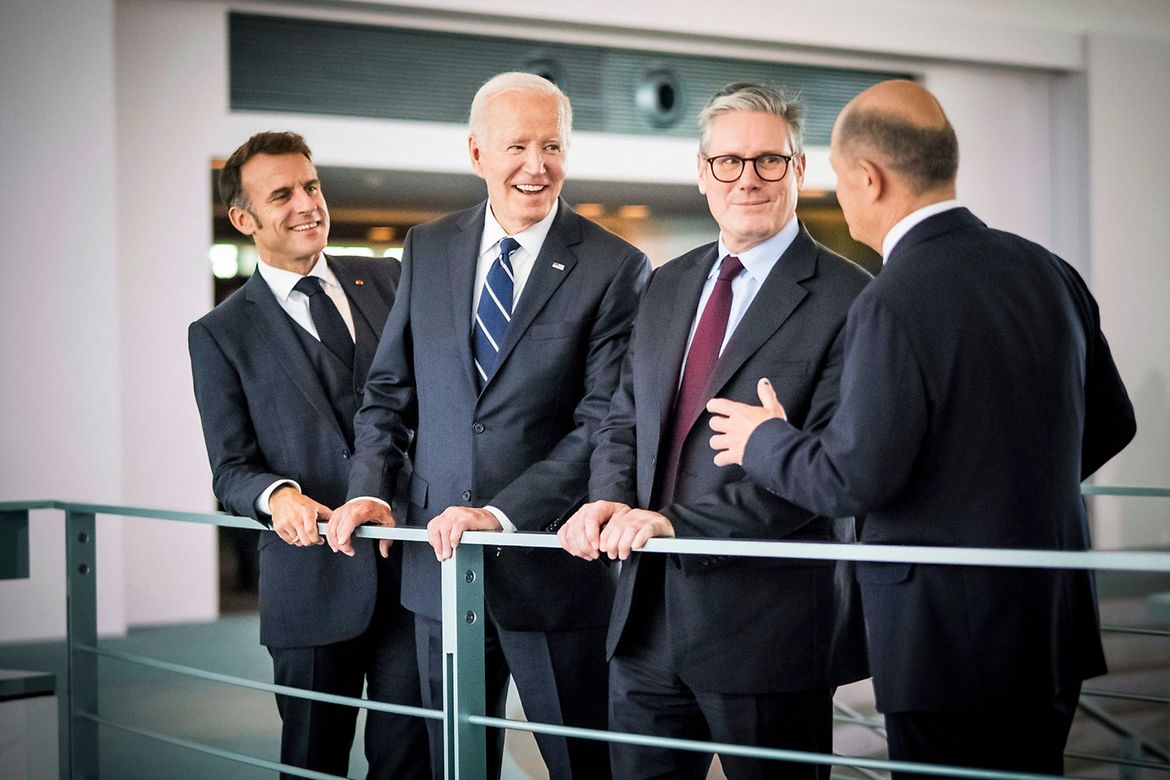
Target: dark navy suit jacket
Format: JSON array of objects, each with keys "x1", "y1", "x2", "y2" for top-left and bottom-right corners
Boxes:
[
  {"x1": 590, "y1": 226, "x2": 872, "y2": 693},
  {"x1": 742, "y1": 208, "x2": 1136, "y2": 712},
  {"x1": 189, "y1": 256, "x2": 399, "y2": 648},
  {"x1": 347, "y1": 199, "x2": 650, "y2": 631}
]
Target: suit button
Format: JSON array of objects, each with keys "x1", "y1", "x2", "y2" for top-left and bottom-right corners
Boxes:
[
  {"x1": 341, "y1": 449, "x2": 350, "y2": 459},
  {"x1": 472, "y1": 422, "x2": 485, "y2": 433},
  {"x1": 354, "y1": 385, "x2": 364, "y2": 395},
  {"x1": 462, "y1": 490, "x2": 472, "y2": 501}
]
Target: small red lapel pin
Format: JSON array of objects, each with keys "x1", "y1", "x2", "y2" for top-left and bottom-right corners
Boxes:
[{"x1": 354, "y1": 279, "x2": 365, "y2": 285}]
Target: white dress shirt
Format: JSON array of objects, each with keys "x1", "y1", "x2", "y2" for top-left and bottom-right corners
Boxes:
[
  {"x1": 471, "y1": 201, "x2": 558, "y2": 323},
  {"x1": 881, "y1": 199, "x2": 964, "y2": 261},
  {"x1": 254, "y1": 254, "x2": 357, "y2": 515}
]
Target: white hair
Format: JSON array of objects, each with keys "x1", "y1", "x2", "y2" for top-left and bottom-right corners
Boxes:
[{"x1": 468, "y1": 71, "x2": 573, "y2": 143}]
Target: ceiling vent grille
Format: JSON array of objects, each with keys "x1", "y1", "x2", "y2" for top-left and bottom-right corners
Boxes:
[{"x1": 229, "y1": 12, "x2": 911, "y2": 145}]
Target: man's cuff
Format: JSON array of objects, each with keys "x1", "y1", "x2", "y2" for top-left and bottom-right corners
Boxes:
[
  {"x1": 349, "y1": 495, "x2": 391, "y2": 510},
  {"x1": 483, "y1": 505, "x2": 516, "y2": 533},
  {"x1": 256, "y1": 479, "x2": 300, "y2": 515}
]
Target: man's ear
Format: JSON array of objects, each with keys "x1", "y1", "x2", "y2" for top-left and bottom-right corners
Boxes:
[
  {"x1": 857, "y1": 158, "x2": 884, "y2": 203},
  {"x1": 791, "y1": 152, "x2": 807, "y2": 190},
  {"x1": 468, "y1": 134, "x2": 485, "y2": 180},
  {"x1": 228, "y1": 205, "x2": 255, "y2": 236},
  {"x1": 696, "y1": 153, "x2": 708, "y2": 196}
]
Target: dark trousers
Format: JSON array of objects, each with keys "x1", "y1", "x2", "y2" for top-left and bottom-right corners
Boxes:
[
  {"x1": 414, "y1": 612, "x2": 611, "y2": 780},
  {"x1": 609, "y1": 568, "x2": 833, "y2": 780},
  {"x1": 884, "y1": 682, "x2": 1082, "y2": 779},
  {"x1": 268, "y1": 555, "x2": 430, "y2": 779}
]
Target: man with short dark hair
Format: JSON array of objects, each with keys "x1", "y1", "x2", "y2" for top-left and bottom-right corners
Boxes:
[
  {"x1": 558, "y1": 82, "x2": 869, "y2": 778},
  {"x1": 709, "y1": 80, "x2": 1136, "y2": 776},
  {"x1": 327, "y1": 73, "x2": 650, "y2": 779},
  {"x1": 189, "y1": 131, "x2": 429, "y2": 778}
]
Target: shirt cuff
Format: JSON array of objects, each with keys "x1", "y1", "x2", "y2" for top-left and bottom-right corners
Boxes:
[
  {"x1": 256, "y1": 479, "x2": 300, "y2": 516},
  {"x1": 484, "y1": 505, "x2": 515, "y2": 533}
]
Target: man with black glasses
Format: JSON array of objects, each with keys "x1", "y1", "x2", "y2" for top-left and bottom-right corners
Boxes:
[{"x1": 558, "y1": 82, "x2": 869, "y2": 778}]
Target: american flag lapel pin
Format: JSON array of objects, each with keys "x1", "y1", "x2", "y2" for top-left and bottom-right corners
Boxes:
[{"x1": 551, "y1": 262, "x2": 565, "y2": 272}]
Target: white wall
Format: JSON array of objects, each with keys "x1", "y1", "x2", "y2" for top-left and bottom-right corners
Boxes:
[
  {"x1": 1084, "y1": 32, "x2": 1170, "y2": 548},
  {"x1": 0, "y1": 0, "x2": 127, "y2": 640},
  {"x1": 115, "y1": 0, "x2": 220, "y2": 627}
]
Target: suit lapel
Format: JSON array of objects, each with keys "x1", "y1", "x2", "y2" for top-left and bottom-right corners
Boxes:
[
  {"x1": 491, "y1": 199, "x2": 580, "y2": 383},
  {"x1": 330, "y1": 257, "x2": 386, "y2": 383},
  {"x1": 652, "y1": 245, "x2": 717, "y2": 439},
  {"x1": 243, "y1": 272, "x2": 341, "y2": 434},
  {"x1": 447, "y1": 205, "x2": 485, "y2": 391}
]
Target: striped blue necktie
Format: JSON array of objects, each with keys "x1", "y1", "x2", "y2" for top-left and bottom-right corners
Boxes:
[{"x1": 473, "y1": 237, "x2": 520, "y2": 387}]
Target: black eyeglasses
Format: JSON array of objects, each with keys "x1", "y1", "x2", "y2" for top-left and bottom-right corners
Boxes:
[{"x1": 704, "y1": 153, "x2": 797, "y2": 183}]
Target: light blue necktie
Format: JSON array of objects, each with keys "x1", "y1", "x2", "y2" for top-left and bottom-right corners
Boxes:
[{"x1": 473, "y1": 237, "x2": 521, "y2": 387}]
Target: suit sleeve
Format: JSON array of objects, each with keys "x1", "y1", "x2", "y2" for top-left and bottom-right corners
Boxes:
[
  {"x1": 188, "y1": 320, "x2": 283, "y2": 524},
  {"x1": 1081, "y1": 317, "x2": 1136, "y2": 480},
  {"x1": 1051, "y1": 257, "x2": 1136, "y2": 479},
  {"x1": 489, "y1": 249, "x2": 651, "y2": 530},
  {"x1": 347, "y1": 233, "x2": 419, "y2": 502},
  {"x1": 742, "y1": 293, "x2": 929, "y2": 518},
  {"x1": 585, "y1": 305, "x2": 644, "y2": 506}
]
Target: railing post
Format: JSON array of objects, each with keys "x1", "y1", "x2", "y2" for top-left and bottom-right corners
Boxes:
[
  {"x1": 440, "y1": 543, "x2": 487, "y2": 779},
  {"x1": 0, "y1": 509, "x2": 31, "y2": 580},
  {"x1": 1119, "y1": 734, "x2": 1141, "y2": 780},
  {"x1": 65, "y1": 511, "x2": 98, "y2": 779}
]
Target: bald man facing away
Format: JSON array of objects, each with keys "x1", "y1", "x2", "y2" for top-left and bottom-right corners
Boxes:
[{"x1": 708, "y1": 80, "x2": 1135, "y2": 776}]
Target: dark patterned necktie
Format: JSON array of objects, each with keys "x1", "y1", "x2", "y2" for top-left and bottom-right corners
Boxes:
[
  {"x1": 657, "y1": 254, "x2": 744, "y2": 506},
  {"x1": 293, "y1": 276, "x2": 354, "y2": 370}
]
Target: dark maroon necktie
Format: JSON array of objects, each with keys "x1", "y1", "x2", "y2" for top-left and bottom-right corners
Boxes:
[{"x1": 656, "y1": 255, "x2": 744, "y2": 506}]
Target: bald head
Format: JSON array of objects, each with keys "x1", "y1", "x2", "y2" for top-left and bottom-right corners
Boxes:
[{"x1": 834, "y1": 80, "x2": 958, "y2": 195}]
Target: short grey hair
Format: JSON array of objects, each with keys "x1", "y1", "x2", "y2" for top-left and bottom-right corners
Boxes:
[
  {"x1": 836, "y1": 109, "x2": 958, "y2": 195},
  {"x1": 468, "y1": 72, "x2": 573, "y2": 142},
  {"x1": 698, "y1": 82, "x2": 804, "y2": 154}
]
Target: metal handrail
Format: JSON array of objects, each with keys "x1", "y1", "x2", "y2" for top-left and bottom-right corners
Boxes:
[
  {"x1": 2, "y1": 488, "x2": 1168, "y2": 779},
  {"x1": 76, "y1": 643, "x2": 442, "y2": 720},
  {"x1": 9, "y1": 499, "x2": 1170, "y2": 571}
]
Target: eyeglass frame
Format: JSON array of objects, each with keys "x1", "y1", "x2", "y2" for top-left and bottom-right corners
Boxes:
[{"x1": 702, "y1": 152, "x2": 799, "y2": 183}]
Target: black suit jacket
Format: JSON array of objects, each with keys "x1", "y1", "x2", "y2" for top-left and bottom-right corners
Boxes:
[
  {"x1": 347, "y1": 199, "x2": 651, "y2": 631},
  {"x1": 743, "y1": 208, "x2": 1136, "y2": 712},
  {"x1": 189, "y1": 256, "x2": 399, "y2": 648},
  {"x1": 591, "y1": 227, "x2": 872, "y2": 693}
]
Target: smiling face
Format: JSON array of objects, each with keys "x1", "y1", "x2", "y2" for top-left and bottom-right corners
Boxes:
[
  {"x1": 229, "y1": 152, "x2": 329, "y2": 273},
  {"x1": 469, "y1": 90, "x2": 567, "y2": 235},
  {"x1": 698, "y1": 111, "x2": 804, "y2": 254}
]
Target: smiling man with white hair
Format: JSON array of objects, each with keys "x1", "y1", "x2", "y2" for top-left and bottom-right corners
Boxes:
[{"x1": 328, "y1": 72, "x2": 650, "y2": 779}]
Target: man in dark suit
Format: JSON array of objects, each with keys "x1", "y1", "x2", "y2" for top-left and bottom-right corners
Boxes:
[
  {"x1": 708, "y1": 80, "x2": 1137, "y2": 776},
  {"x1": 557, "y1": 83, "x2": 870, "y2": 778},
  {"x1": 189, "y1": 132, "x2": 429, "y2": 778},
  {"x1": 326, "y1": 73, "x2": 650, "y2": 779}
]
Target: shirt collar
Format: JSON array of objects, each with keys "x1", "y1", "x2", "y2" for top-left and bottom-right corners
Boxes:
[
  {"x1": 881, "y1": 199, "x2": 964, "y2": 260},
  {"x1": 256, "y1": 254, "x2": 337, "y2": 301},
  {"x1": 715, "y1": 216, "x2": 800, "y2": 282},
  {"x1": 480, "y1": 200, "x2": 559, "y2": 258}
]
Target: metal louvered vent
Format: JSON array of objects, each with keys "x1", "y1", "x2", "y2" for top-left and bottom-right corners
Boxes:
[{"x1": 229, "y1": 12, "x2": 911, "y2": 145}]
